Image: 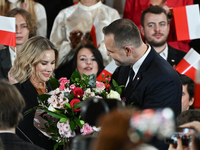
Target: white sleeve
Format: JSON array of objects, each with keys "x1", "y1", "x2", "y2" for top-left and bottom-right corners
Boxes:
[
  {"x1": 34, "y1": 3, "x2": 47, "y2": 37},
  {"x1": 50, "y1": 10, "x2": 72, "y2": 66}
]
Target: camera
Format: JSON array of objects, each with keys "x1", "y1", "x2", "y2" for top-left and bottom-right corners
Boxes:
[{"x1": 165, "y1": 127, "x2": 193, "y2": 147}]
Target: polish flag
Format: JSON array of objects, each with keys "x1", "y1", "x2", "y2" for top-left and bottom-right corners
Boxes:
[
  {"x1": 90, "y1": 16, "x2": 103, "y2": 48},
  {"x1": 0, "y1": 16, "x2": 15, "y2": 47},
  {"x1": 97, "y1": 60, "x2": 118, "y2": 82},
  {"x1": 173, "y1": 4, "x2": 200, "y2": 41},
  {"x1": 175, "y1": 48, "x2": 200, "y2": 81}
]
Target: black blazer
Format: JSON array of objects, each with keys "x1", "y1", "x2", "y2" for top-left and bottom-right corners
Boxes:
[
  {"x1": 0, "y1": 133, "x2": 44, "y2": 150},
  {"x1": 167, "y1": 44, "x2": 186, "y2": 66},
  {"x1": 112, "y1": 47, "x2": 182, "y2": 150},
  {"x1": 0, "y1": 46, "x2": 12, "y2": 79},
  {"x1": 14, "y1": 79, "x2": 56, "y2": 150}
]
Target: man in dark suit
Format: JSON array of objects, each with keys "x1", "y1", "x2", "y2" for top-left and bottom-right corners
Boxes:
[
  {"x1": 0, "y1": 80, "x2": 44, "y2": 150},
  {"x1": 103, "y1": 19, "x2": 182, "y2": 150},
  {"x1": 140, "y1": 5, "x2": 186, "y2": 67},
  {"x1": 0, "y1": 8, "x2": 37, "y2": 80}
]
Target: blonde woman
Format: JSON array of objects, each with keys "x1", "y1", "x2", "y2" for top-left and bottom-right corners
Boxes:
[
  {"x1": 9, "y1": 36, "x2": 58, "y2": 149},
  {"x1": 16, "y1": 0, "x2": 47, "y2": 37}
]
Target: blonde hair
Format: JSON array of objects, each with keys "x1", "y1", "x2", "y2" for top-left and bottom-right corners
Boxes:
[
  {"x1": 17, "y1": 0, "x2": 38, "y2": 23},
  {"x1": 10, "y1": 36, "x2": 58, "y2": 83},
  {"x1": 0, "y1": 0, "x2": 11, "y2": 16}
]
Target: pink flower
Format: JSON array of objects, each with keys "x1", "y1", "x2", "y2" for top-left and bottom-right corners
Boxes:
[
  {"x1": 105, "y1": 77, "x2": 111, "y2": 82},
  {"x1": 59, "y1": 77, "x2": 69, "y2": 90},
  {"x1": 80, "y1": 123, "x2": 94, "y2": 135},
  {"x1": 59, "y1": 77, "x2": 69, "y2": 84},
  {"x1": 57, "y1": 121, "x2": 76, "y2": 138},
  {"x1": 59, "y1": 84, "x2": 66, "y2": 90},
  {"x1": 70, "y1": 84, "x2": 76, "y2": 90},
  {"x1": 95, "y1": 81, "x2": 105, "y2": 93}
]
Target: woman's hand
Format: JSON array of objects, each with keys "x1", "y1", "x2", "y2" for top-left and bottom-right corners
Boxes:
[{"x1": 168, "y1": 138, "x2": 184, "y2": 150}]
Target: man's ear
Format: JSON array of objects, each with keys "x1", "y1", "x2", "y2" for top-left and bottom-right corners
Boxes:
[
  {"x1": 140, "y1": 26, "x2": 145, "y2": 36},
  {"x1": 123, "y1": 46, "x2": 132, "y2": 56},
  {"x1": 189, "y1": 97, "x2": 194, "y2": 106}
]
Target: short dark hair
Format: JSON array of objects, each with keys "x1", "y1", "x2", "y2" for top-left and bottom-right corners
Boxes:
[
  {"x1": 179, "y1": 74, "x2": 195, "y2": 101},
  {"x1": 141, "y1": 5, "x2": 169, "y2": 27},
  {"x1": 103, "y1": 19, "x2": 142, "y2": 49},
  {"x1": 0, "y1": 80, "x2": 25, "y2": 129},
  {"x1": 73, "y1": 44, "x2": 104, "y2": 76},
  {"x1": 6, "y1": 8, "x2": 37, "y2": 38},
  {"x1": 176, "y1": 109, "x2": 200, "y2": 126}
]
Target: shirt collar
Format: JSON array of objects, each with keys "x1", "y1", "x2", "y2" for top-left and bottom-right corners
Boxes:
[
  {"x1": 132, "y1": 44, "x2": 151, "y2": 75},
  {"x1": 78, "y1": 1, "x2": 102, "y2": 11},
  {"x1": 159, "y1": 44, "x2": 168, "y2": 60}
]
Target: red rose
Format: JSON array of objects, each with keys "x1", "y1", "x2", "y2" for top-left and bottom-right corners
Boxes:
[
  {"x1": 73, "y1": 87, "x2": 83, "y2": 98},
  {"x1": 70, "y1": 99, "x2": 81, "y2": 112}
]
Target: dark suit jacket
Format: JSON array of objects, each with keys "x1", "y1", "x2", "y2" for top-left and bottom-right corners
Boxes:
[
  {"x1": 0, "y1": 46, "x2": 12, "y2": 80},
  {"x1": 0, "y1": 133, "x2": 44, "y2": 150},
  {"x1": 167, "y1": 44, "x2": 186, "y2": 66},
  {"x1": 14, "y1": 79, "x2": 56, "y2": 150},
  {"x1": 112, "y1": 47, "x2": 182, "y2": 150}
]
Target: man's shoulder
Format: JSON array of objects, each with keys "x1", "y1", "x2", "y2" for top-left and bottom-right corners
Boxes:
[
  {"x1": 168, "y1": 44, "x2": 186, "y2": 56},
  {"x1": 0, "y1": 133, "x2": 44, "y2": 150}
]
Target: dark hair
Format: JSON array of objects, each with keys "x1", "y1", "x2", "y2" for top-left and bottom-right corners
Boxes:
[
  {"x1": 179, "y1": 74, "x2": 195, "y2": 101},
  {"x1": 103, "y1": 19, "x2": 142, "y2": 49},
  {"x1": 6, "y1": 8, "x2": 37, "y2": 38},
  {"x1": 141, "y1": 5, "x2": 169, "y2": 27},
  {"x1": 72, "y1": 44, "x2": 104, "y2": 77},
  {"x1": 0, "y1": 80, "x2": 25, "y2": 129},
  {"x1": 176, "y1": 109, "x2": 200, "y2": 126}
]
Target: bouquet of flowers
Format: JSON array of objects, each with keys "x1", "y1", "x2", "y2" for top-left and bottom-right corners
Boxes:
[{"x1": 26, "y1": 70, "x2": 122, "y2": 149}]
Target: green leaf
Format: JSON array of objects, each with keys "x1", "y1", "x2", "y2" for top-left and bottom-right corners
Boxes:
[
  {"x1": 60, "y1": 118, "x2": 68, "y2": 123},
  {"x1": 116, "y1": 87, "x2": 122, "y2": 95},
  {"x1": 43, "y1": 108, "x2": 67, "y2": 119},
  {"x1": 70, "y1": 69, "x2": 81, "y2": 83},
  {"x1": 54, "y1": 142, "x2": 64, "y2": 150},
  {"x1": 65, "y1": 102, "x2": 71, "y2": 109},
  {"x1": 72, "y1": 102, "x2": 82, "y2": 110},
  {"x1": 112, "y1": 79, "x2": 118, "y2": 87},
  {"x1": 64, "y1": 92, "x2": 70, "y2": 99},
  {"x1": 49, "y1": 77, "x2": 60, "y2": 90},
  {"x1": 80, "y1": 120, "x2": 85, "y2": 125},
  {"x1": 38, "y1": 94, "x2": 51, "y2": 106},
  {"x1": 82, "y1": 73, "x2": 87, "y2": 81},
  {"x1": 74, "y1": 117, "x2": 83, "y2": 128},
  {"x1": 69, "y1": 120, "x2": 76, "y2": 131}
]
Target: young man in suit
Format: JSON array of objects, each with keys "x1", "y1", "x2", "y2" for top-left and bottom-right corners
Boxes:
[
  {"x1": 0, "y1": 80, "x2": 44, "y2": 150},
  {"x1": 140, "y1": 5, "x2": 186, "y2": 67},
  {"x1": 103, "y1": 18, "x2": 182, "y2": 150},
  {"x1": 0, "y1": 8, "x2": 37, "y2": 80}
]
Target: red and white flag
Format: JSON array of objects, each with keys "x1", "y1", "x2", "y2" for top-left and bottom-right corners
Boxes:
[
  {"x1": 173, "y1": 4, "x2": 200, "y2": 41},
  {"x1": 175, "y1": 48, "x2": 200, "y2": 81},
  {"x1": 90, "y1": 16, "x2": 103, "y2": 47},
  {"x1": 0, "y1": 16, "x2": 15, "y2": 47},
  {"x1": 97, "y1": 60, "x2": 118, "y2": 81}
]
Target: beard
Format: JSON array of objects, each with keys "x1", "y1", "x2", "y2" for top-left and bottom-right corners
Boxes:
[{"x1": 145, "y1": 33, "x2": 169, "y2": 47}]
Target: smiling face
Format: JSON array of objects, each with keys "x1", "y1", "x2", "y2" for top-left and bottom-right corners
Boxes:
[
  {"x1": 141, "y1": 12, "x2": 169, "y2": 47},
  {"x1": 104, "y1": 34, "x2": 129, "y2": 66},
  {"x1": 15, "y1": 14, "x2": 30, "y2": 46},
  {"x1": 31, "y1": 50, "x2": 56, "y2": 83},
  {"x1": 77, "y1": 48, "x2": 98, "y2": 76}
]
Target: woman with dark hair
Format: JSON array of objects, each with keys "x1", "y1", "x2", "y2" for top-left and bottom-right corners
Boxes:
[{"x1": 55, "y1": 44, "x2": 104, "y2": 79}]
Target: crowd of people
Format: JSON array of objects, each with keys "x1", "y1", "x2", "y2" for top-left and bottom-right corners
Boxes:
[{"x1": 0, "y1": 0, "x2": 200, "y2": 150}]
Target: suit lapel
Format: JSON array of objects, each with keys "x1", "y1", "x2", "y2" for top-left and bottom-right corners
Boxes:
[
  {"x1": 124, "y1": 47, "x2": 157, "y2": 101},
  {"x1": 167, "y1": 44, "x2": 178, "y2": 66}
]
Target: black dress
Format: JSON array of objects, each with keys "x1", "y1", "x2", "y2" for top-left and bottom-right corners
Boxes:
[{"x1": 14, "y1": 79, "x2": 56, "y2": 150}]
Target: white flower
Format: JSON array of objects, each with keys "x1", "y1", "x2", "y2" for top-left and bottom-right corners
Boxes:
[
  {"x1": 107, "y1": 90, "x2": 121, "y2": 100},
  {"x1": 48, "y1": 105, "x2": 57, "y2": 112},
  {"x1": 92, "y1": 126, "x2": 101, "y2": 132}
]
